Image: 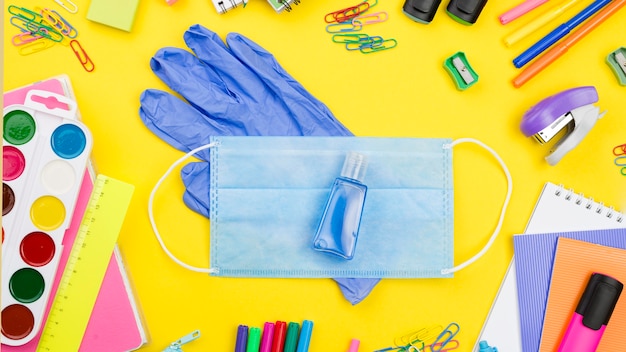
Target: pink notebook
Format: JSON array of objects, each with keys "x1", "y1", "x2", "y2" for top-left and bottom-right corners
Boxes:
[{"x1": 2, "y1": 76, "x2": 147, "y2": 351}]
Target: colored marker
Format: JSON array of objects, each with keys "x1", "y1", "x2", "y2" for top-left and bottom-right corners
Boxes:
[
  {"x1": 296, "y1": 320, "x2": 313, "y2": 352},
  {"x1": 260, "y1": 322, "x2": 274, "y2": 352},
  {"x1": 348, "y1": 338, "x2": 360, "y2": 352},
  {"x1": 512, "y1": 0, "x2": 626, "y2": 87},
  {"x1": 504, "y1": 0, "x2": 580, "y2": 47},
  {"x1": 246, "y1": 327, "x2": 261, "y2": 352},
  {"x1": 513, "y1": 0, "x2": 612, "y2": 68},
  {"x1": 235, "y1": 325, "x2": 249, "y2": 352},
  {"x1": 558, "y1": 273, "x2": 623, "y2": 351},
  {"x1": 499, "y1": 0, "x2": 549, "y2": 24},
  {"x1": 283, "y1": 322, "x2": 300, "y2": 352},
  {"x1": 271, "y1": 321, "x2": 286, "y2": 352}
]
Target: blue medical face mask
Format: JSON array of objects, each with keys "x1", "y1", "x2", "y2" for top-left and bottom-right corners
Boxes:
[{"x1": 149, "y1": 136, "x2": 511, "y2": 279}]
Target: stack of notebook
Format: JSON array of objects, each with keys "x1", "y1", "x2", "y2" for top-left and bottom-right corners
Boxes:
[{"x1": 475, "y1": 182, "x2": 626, "y2": 351}]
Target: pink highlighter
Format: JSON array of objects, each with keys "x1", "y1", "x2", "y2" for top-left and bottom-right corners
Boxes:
[{"x1": 558, "y1": 273, "x2": 623, "y2": 352}]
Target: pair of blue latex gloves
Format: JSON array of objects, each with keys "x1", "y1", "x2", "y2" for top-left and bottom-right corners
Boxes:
[{"x1": 139, "y1": 24, "x2": 380, "y2": 305}]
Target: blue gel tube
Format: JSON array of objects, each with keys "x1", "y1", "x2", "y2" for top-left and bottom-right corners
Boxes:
[{"x1": 313, "y1": 152, "x2": 368, "y2": 260}]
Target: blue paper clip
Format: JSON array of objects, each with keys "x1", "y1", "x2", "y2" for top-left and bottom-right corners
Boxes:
[
  {"x1": 430, "y1": 323, "x2": 460, "y2": 352},
  {"x1": 360, "y1": 38, "x2": 397, "y2": 53},
  {"x1": 326, "y1": 21, "x2": 363, "y2": 33},
  {"x1": 163, "y1": 330, "x2": 201, "y2": 352}
]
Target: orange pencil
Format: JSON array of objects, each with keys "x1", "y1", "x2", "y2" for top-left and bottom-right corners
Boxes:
[{"x1": 512, "y1": 0, "x2": 626, "y2": 88}]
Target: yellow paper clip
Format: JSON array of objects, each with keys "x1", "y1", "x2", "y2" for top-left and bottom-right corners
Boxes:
[
  {"x1": 54, "y1": 0, "x2": 78, "y2": 13},
  {"x1": 70, "y1": 40, "x2": 95, "y2": 72},
  {"x1": 393, "y1": 324, "x2": 443, "y2": 349},
  {"x1": 430, "y1": 323, "x2": 460, "y2": 352},
  {"x1": 18, "y1": 38, "x2": 56, "y2": 55}
]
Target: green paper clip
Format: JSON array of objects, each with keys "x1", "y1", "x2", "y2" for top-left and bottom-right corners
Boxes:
[
  {"x1": 444, "y1": 52, "x2": 478, "y2": 90},
  {"x1": 607, "y1": 47, "x2": 626, "y2": 86}
]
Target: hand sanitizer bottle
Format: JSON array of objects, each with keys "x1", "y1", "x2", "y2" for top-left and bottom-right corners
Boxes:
[{"x1": 313, "y1": 152, "x2": 368, "y2": 260}]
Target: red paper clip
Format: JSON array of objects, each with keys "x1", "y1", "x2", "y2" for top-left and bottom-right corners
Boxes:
[
  {"x1": 70, "y1": 40, "x2": 95, "y2": 72},
  {"x1": 324, "y1": 1, "x2": 370, "y2": 23}
]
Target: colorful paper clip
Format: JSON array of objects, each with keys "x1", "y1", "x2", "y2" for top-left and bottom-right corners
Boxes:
[
  {"x1": 163, "y1": 330, "x2": 201, "y2": 352},
  {"x1": 12, "y1": 32, "x2": 43, "y2": 46},
  {"x1": 70, "y1": 40, "x2": 95, "y2": 72},
  {"x1": 41, "y1": 8, "x2": 78, "y2": 38},
  {"x1": 352, "y1": 11, "x2": 388, "y2": 25},
  {"x1": 345, "y1": 35, "x2": 382, "y2": 50},
  {"x1": 430, "y1": 323, "x2": 460, "y2": 352},
  {"x1": 17, "y1": 38, "x2": 56, "y2": 55},
  {"x1": 332, "y1": 33, "x2": 370, "y2": 43},
  {"x1": 54, "y1": 0, "x2": 78, "y2": 13},
  {"x1": 613, "y1": 143, "x2": 626, "y2": 156},
  {"x1": 324, "y1": 1, "x2": 370, "y2": 23},
  {"x1": 326, "y1": 21, "x2": 363, "y2": 33},
  {"x1": 360, "y1": 38, "x2": 397, "y2": 53}
]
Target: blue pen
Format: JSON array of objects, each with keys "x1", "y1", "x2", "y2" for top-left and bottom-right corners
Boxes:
[
  {"x1": 295, "y1": 320, "x2": 313, "y2": 352},
  {"x1": 513, "y1": 0, "x2": 612, "y2": 68}
]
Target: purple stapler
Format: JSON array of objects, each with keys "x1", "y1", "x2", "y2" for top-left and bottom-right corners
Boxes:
[{"x1": 520, "y1": 86, "x2": 605, "y2": 166}]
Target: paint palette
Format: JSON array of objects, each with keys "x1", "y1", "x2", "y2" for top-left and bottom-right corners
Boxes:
[{"x1": 1, "y1": 90, "x2": 93, "y2": 346}]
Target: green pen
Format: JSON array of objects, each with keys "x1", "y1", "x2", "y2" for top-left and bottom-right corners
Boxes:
[
  {"x1": 246, "y1": 327, "x2": 261, "y2": 352},
  {"x1": 283, "y1": 322, "x2": 300, "y2": 352}
]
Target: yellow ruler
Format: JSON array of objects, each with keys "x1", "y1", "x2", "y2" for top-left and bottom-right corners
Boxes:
[{"x1": 37, "y1": 174, "x2": 135, "y2": 352}]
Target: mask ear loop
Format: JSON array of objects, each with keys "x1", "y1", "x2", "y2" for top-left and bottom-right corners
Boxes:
[
  {"x1": 440, "y1": 137, "x2": 513, "y2": 275},
  {"x1": 149, "y1": 142, "x2": 218, "y2": 274}
]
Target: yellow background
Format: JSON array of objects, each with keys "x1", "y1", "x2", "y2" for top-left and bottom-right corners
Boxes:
[{"x1": 3, "y1": 0, "x2": 626, "y2": 350}]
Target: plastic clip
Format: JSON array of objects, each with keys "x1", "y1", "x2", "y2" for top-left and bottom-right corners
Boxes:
[
  {"x1": 444, "y1": 52, "x2": 478, "y2": 90},
  {"x1": 163, "y1": 330, "x2": 201, "y2": 352}
]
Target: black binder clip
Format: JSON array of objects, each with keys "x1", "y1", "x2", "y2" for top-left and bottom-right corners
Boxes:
[
  {"x1": 446, "y1": 0, "x2": 488, "y2": 25},
  {"x1": 402, "y1": 0, "x2": 442, "y2": 24}
]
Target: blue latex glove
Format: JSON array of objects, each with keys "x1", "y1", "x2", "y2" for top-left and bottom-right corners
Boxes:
[{"x1": 139, "y1": 24, "x2": 379, "y2": 305}]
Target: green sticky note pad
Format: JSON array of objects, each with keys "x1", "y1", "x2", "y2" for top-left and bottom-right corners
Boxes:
[{"x1": 87, "y1": 0, "x2": 140, "y2": 32}]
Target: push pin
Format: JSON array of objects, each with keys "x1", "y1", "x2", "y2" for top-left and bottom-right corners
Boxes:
[
  {"x1": 163, "y1": 330, "x2": 201, "y2": 352},
  {"x1": 520, "y1": 86, "x2": 605, "y2": 165}
]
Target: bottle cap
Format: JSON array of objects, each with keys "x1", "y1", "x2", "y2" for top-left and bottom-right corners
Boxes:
[{"x1": 341, "y1": 152, "x2": 368, "y2": 182}]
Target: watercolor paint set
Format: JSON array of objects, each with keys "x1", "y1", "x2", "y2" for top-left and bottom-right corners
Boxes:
[{"x1": 1, "y1": 89, "x2": 93, "y2": 346}]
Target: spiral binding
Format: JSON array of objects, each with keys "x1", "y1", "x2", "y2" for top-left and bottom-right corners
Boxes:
[
  {"x1": 554, "y1": 184, "x2": 624, "y2": 223},
  {"x1": 212, "y1": 0, "x2": 300, "y2": 13}
]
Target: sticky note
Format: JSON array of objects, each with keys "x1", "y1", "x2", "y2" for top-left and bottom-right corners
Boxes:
[{"x1": 86, "y1": 0, "x2": 140, "y2": 32}]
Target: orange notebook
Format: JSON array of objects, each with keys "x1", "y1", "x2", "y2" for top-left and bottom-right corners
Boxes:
[
  {"x1": 2, "y1": 76, "x2": 147, "y2": 351},
  {"x1": 539, "y1": 237, "x2": 626, "y2": 351}
]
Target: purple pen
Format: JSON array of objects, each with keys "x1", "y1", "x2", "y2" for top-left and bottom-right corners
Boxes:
[
  {"x1": 557, "y1": 273, "x2": 623, "y2": 352},
  {"x1": 235, "y1": 325, "x2": 248, "y2": 352}
]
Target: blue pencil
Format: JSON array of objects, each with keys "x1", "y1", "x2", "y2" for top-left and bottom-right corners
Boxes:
[{"x1": 513, "y1": 0, "x2": 613, "y2": 68}]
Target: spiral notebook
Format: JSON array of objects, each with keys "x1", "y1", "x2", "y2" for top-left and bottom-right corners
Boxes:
[
  {"x1": 211, "y1": 0, "x2": 300, "y2": 14},
  {"x1": 474, "y1": 182, "x2": 626, "y2": 351}
]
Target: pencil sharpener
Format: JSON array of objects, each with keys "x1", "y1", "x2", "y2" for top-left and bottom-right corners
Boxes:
[
  {"x1": 520, "y1": 86, "x2": 605, "y2": 166},
  {"x1": 403, "y1": 0, "x2": 442, "y2": 24},
  {"x1": 607, "y1": 47, "x2": 626, "y2": 86}
]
